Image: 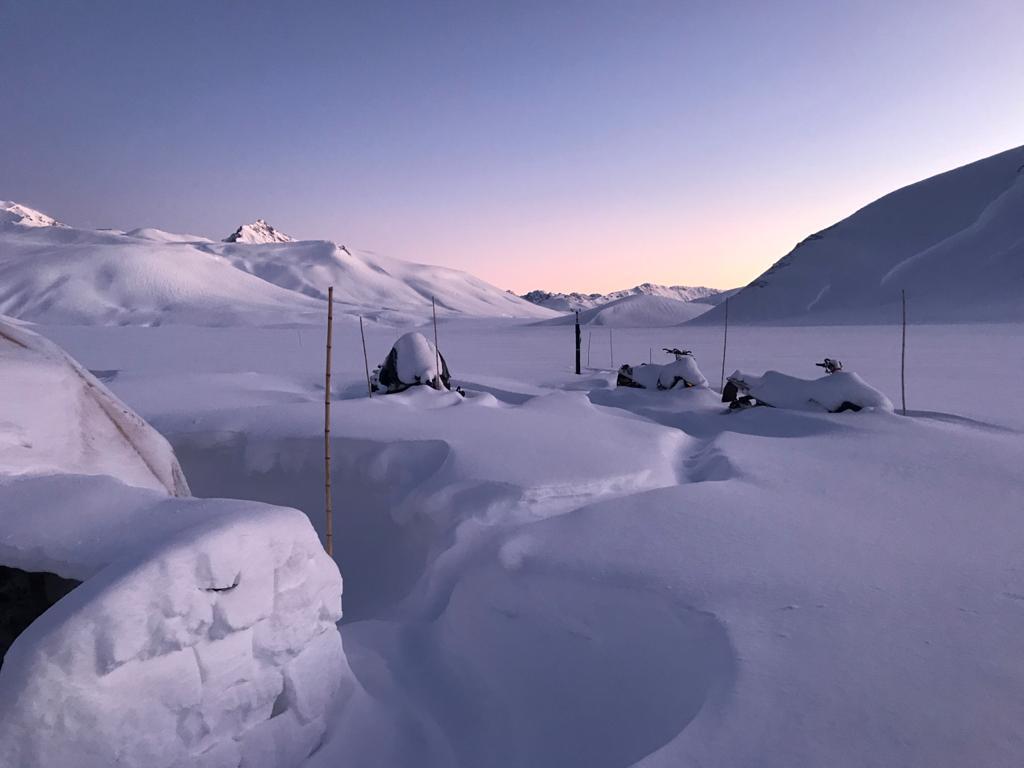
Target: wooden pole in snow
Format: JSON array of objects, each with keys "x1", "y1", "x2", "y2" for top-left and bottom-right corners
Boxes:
[
  {"x1": 649, "y1": 347, "x2": 652, "y2": 365},
  {"x1": 609, "y1": 329, "x2": 614, "y2": 369},
  {"x1": 719, "y1": 297, "x2": 730, "y2": 393},
  {"x1": 575, "y1": 311, "x2": 581, "y2": 374},
  {"x1": 359, "y1": 315, "x2": 372, "y2": 398},
  {"x1": 432, "y1": 296, "x2": 441, "y2": 390},
  {"x1": 587, "y1": 331, "x2": 592, "y2": 368},
  {"x1": 901, "y1": 289, "x2": 907, "y2": 416},
  {"x1": 324, "y1": 287, "x2": 334, "y2": 557}
]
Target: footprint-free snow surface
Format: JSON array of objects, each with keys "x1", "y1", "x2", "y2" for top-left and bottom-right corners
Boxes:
[{"x1": 27, "y1": 315, "x2": 1024, "y2": 768}]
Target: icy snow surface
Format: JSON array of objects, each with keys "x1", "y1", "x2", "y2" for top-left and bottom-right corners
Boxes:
[{"x1": 32, "y1": 315, "x2": 1024, "y2": 768}]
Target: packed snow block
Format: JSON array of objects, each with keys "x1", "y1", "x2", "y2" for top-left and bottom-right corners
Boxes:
[
  {"x1": 617, "y1": 356, "x2": 709, "y2": 391},
  {"x1": 0, "y1": 505, "x2": 347, "y2": 768},
  {"x1": 724, "y1": 369, "x2": 893, "y2": 413},
  {"x1": 0, "y1": 316, "x2": 190, "y2": 496},
  {"x1": 374, "y1": 331, "x2": 452, "y2": 393}
]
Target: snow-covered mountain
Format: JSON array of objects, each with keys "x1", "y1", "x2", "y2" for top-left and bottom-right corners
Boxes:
[
  {"x1": 0, "y1": 200, "x2": 66, "y2": 228},
  {"x1": 523, "y1": 283, "x2": 722, "y2": 313},
  {"x1": 694, "y1": 144, "x2": 1024, "y2": 325},
  {"x1": 537, "y1": 293, "x2": 719, "y2": 327},
  {"x1": 0, "y1": 204, "x2": 554, "y2": 325},
  {"x1": 223, "y1": 218, "x2": 293, "y2": 244}
]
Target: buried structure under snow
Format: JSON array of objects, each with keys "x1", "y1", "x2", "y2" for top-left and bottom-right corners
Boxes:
[
  {"x1": 617, "y1": 350, "x2": 709, "y2": 391},
  {"x1": 722, "y1": 368, "x2": 894, "y2": 413},
  {"x1": 373, "y1": 331, "x2": 452, "y2": 393}
]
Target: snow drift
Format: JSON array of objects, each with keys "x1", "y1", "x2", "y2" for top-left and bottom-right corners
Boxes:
[
  {"x1": 617, "y1": 355, "x2": 709, "y2": 390},
  {"x1": 695, "y1": 144, "x2": 1024, "y2": 324},
  {"x1": 725, "y1": 369, "x2": 894, "y2": 413},
  {"x1": 0, "y1": 315, "x2": 189, "y2": 495}
]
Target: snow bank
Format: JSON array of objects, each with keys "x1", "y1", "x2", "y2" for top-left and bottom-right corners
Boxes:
[
  {"x1": 728, "y1": 369, "x2": 893, "y2": 412},
  {"x1": 0, "y1": 500, "x2": 347, "y2": 768},
  {"x1": 0, "y1": 316, "x2": 189, "y2": 495}
]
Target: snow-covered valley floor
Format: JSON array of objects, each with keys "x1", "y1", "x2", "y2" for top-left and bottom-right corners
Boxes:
[{"x1": 40, "y1": 319, "x2": 1024, "y2": 768}]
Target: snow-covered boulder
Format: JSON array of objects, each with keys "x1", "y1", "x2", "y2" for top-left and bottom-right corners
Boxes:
[
  {"x1": 223, "y1": 219, "x2": 294, "y2": 244},
  {"x1": 617, "y1": 355, "x2": 709, "y2": 391},
  {"x1": 373, "y1": 331, "x2": 451, "y2": 393},
  {"x1": 0, "y1": 316, "x2": 189, "y2": 495},
  {"x1": 0, "y1": 498, "x2": 348, "y2": 768},
  {"x1": 724, "y1": 369, "x2": 893, "y2": 413}
]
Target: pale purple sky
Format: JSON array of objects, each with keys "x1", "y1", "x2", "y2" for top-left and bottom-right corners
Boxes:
[{"x1": 2, "y1": 0, "x2": 1022, "y2": 293}]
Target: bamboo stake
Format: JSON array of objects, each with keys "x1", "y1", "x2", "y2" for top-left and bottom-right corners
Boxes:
[
  {"x1": 609, "y1": 329, "x2": 614, "y2": 369},
  {"x1": 324, "y1": 287, "x2": 334, "y2": 557},
  {"x1": 574, "y1": 311, "x2": 581, "y2": 375},
  {"x1": 901, "y1": 289, "x2": 907, "y2": 416},
  {"x1": 587, "y1": 331, "x2": 592, "y2": 368},
  {"x1": 649, "y1": 347, "x2": 652, "y2": 365},
  {"x1": 432, "y1": 296, "x2": 441, "y2": 390},
  {"x1": 719, "y1": 297, "x2": 730, "y2": 392},
  {"x1": 359, "y1": 315, "x2": 372, "y2": 398}
]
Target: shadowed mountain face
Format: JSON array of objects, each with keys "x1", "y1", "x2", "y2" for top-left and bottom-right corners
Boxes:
[{"x1": 692, "y1": 144, "x2": 1024, "y2": 325}]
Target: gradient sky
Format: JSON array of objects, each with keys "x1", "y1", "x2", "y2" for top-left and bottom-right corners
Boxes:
[{"x1": 2, "y1": 1, "x2": 1022, "y2": 293}]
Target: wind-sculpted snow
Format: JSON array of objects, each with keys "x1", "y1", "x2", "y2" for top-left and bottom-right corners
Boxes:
[
  {"x1": 0, "y1": 317, "x2": 189, "y2": 495},
  {"x1": 0, "y1": 497, "x2": 348, "y2": 768}
]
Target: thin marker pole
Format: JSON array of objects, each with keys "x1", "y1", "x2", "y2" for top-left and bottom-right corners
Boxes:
[
  {"x1": 609, "y1": 329, "x2": 614, "y2": 368},
  {"x1": 432, "y1": 296, "x2": 441, "y2": 390},
  {"x1": 649, "y1": 347, "x2": 652, "y2": 365},
  {"x1": 901, "y1": 289, "x2": 907, "y2": 416},
  {"x1": 359, "y1": 315, "x2": 372, "y2": 398},
  {"x1": 719, "y1": 297, "x2": 730, "y2": 392},
  {"x1": 574, "y1": 310, "x2": 581, "y2": 375},
  {"x1": 324, "y1": 287, "x2": 334, "y2": 557},
  {"x1": 587, "y1": 331, "x2": 592, "y2": 368}
]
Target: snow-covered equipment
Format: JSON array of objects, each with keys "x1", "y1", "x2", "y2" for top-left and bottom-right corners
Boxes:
[
  {"x1": 616, "y1": 348, "x2": 708, "y2": 390},
  {"x1": 372, "y1": 331, "x2": 451, "y2": 393},
  {"x1": 722, "y1": 363, "x2": 893, "y2": 413},
  {"x1": 815, "y1": 358, "x2": 843, "y2": 374}
]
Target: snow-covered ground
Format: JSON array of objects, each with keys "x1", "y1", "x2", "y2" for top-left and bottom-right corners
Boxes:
[{"x1": 25, "y1": 315, "x2": 1024, "y2": 768}]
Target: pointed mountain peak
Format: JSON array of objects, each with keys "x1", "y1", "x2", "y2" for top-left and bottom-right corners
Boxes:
[
  {"x1": 0, "y1": 201, "x2": 67, "y2": 228},
  {"x1": 223, "y1": 218, "x2": 293, "y2": 244}
]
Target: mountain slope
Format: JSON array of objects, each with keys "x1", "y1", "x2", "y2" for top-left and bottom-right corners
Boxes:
[
  {"x1": 536, "y1": 293, "x2": 716, "y2": 327},
  {"x1": 694, "y1": 145, "x2": 1024, "y2": 324},
  {"x1": 223, "y1": 218, "x2": 293, "y2": 244},
  {"x1": 523, "y1": 283, "x2": 721, "y2": 313}
]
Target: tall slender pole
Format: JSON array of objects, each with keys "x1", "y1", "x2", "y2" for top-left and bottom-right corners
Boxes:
[
  {"x1": 609, "y1": 329, "x2": 614, "y2": 368},
  {"x1": 719, "y1": 297, "x2": 730, "y2": 392},
  {"x1": 649, "y1": 347, "x2": 652, "y2": 365},
  {"x1": 324, "y1": 287, "x2": 334, "y2": 557},
  {"x1": 587, "y1": 331, "x2": 592, "y2": 368},
  {"x1": 901, "y1": 289, "x2": 907, "y2": 416},
  {"x1": 432, "y1": 296, "x2": 441, "y2": 390},
  {"x1": 574, "y1": 311, "x2": 581, "y2": 374},
  {"x1": 359, "y1": 315, "x2": 372, "y2": 398}
]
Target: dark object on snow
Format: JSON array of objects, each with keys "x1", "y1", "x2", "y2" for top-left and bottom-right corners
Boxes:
[
  {"x1": 815, "y1": 358, "x2": 843, "y2": 374},
  {"x1": 617, "y1": 352, "x2": 708, "y2": 391},
  {"x1": 662, "y1": 348, "x2": 693, "y2": 358},
  {"x1": 373, "y1": 332, "x2": 452, "y2": 394},
  {"x1": 1, "y1": 565, "x2": 80, "y2": 669}
]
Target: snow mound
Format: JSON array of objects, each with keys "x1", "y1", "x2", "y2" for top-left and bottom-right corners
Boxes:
[
  {"x1": 0, "y1": 497, "x2": 347, "y2": 768},
  {"x1": 220, "y1": 240, "x2": 554, "y2": 319},
  {"x1": 224, "y1": 219, "x2": 294, "y2": 244},
  {"x1": 126, "y1": 227, "x2": 213, "y2": 243},
  {"x1": 374, "y1": 331, "x2": 450, "y2": 392},
  {"x1": 695, "y1": 144, "x2": 1024, "y2": 324},
  {"x1": 0, "y1": 200, "x2": 66, "y2": 228},
  {"x1": 618, "y1": 355, "x2": 709, "y2": 390},
  {"x1": 0, "y1": 317, "x2": 189, "y2": 495},
  {"x1": 727, "y1": 369, "x2": 894, "y2": 412},
  {"x1": 538, "y1": 293, "x2": 715, "y2": 327}
]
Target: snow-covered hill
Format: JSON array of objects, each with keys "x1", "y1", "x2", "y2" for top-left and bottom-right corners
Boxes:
[
  {"x1": 0, "y1": 205, "x2": 553, "y2": 325},
  {"x1": 537, "y1": 293, "x2": 717, "y2": 327},
  {"x1": 694, "y1": 145, "x2": 1024, "y2": 324},
  {"x1": 223, "y1": 218, "x2": 293, "y2": 244},
  {"x1": 522, "y1": 283, "x2": 722, "y2": 312}
]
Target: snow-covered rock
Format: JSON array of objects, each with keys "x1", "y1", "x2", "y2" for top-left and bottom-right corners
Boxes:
[
  {"x1": 224, "y1": 219, "x2": 293, "y2": 244},
  {"x1": 0, "y1": 316, "x2": 189, "y2": 495},
  {"x1": 0, "y1": 200, "x2": 66, "y2": 228},
  {"x1": 726, "y1": 369, "x2": 894, "y2": 412}
]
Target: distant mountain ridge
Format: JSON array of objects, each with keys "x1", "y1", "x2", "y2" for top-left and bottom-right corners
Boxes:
[{"x1": 522, "y1": 283, "x2": 723, "y2": 313}]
